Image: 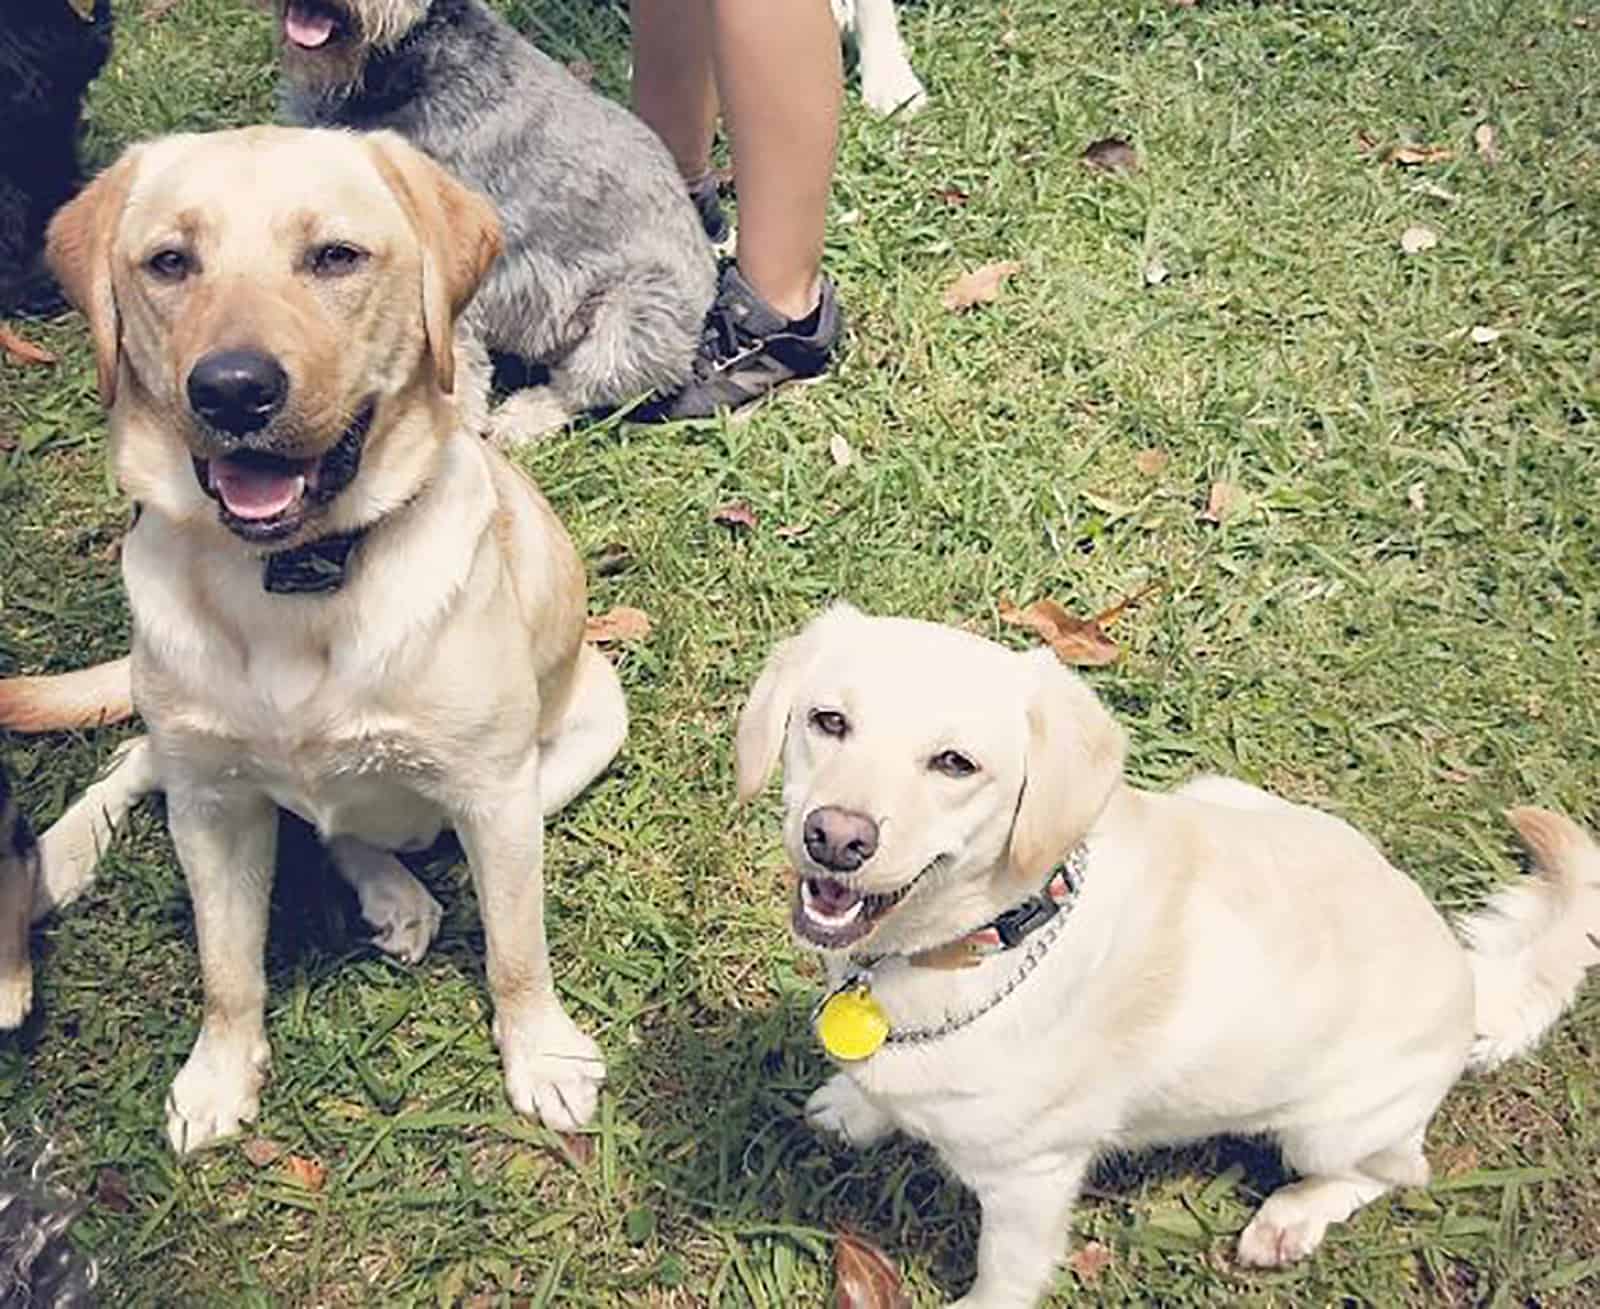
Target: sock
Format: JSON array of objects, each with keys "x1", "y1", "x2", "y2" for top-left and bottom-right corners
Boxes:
[{"x1": 786, "y1": 299, "x2": 823, "y2": 336}]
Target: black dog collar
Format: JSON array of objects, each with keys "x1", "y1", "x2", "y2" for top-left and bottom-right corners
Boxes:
[{"x1": 262, "y1": 529, "x2": 366, "y2": 595}]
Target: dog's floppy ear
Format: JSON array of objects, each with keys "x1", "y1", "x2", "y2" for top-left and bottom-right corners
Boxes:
[
  {"x1": 46, "y1": 148, "x2": 142, "y2": 407},
  {"x1": 735, "y1": 602, "x2": 863, "y2": 802},
  {"x1": 364, "y1": 131, "x2": 503, "y2": 394},
  {"x1": 1008, "y1": 649, "x2": 1127, "y2": 881}
]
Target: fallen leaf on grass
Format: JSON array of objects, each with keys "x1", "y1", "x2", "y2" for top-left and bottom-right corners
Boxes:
[
  {"x1": 835, "y1": 1231, "x2": 911, "y2": 1309},
  {"x1": 999, "y1": 598, "x2": 1119, "y2": 667},
  {"x1": 241, "y1": 1137, "x2": 285, "y2": 1167},
  {"x1": 557, "y1": 1133, "x2": 595, "y2": 1168},
  {"x1": 774, "y1": 522, "x2": 811, "y2": 540},
  {"x1": 1399, "y1": 224, "x2": 1438, "y2": 255},
  {"x1": 1474, "y1": 122, "x2": 1500, "y2": 165},
  {"x1": 711, "y1": 501, "x2": 759, "y2": 531},
  {"x1": 93, "y1": 1167, "x2": 133, "y2": 1213},
  {"x1": 829, "y1": 434, "x2": 853, "y2": 468},
  {"x1": 1469, "y1": 324, "x2": 1502, "y2": 344},
  {"x1": 283, "y1": 1155, "x2": 326, "y2": 1191},
  {"x1": 0, "y1": 326, "x2": 57, "y2": 366},
  {"x1": 933, "y1": 184, "x2": 970, "y2": 207},
  {"x1": 585, "y1": 605, "x2": 653, "y2": 645},
  {"x1": 1134, "y1": 447, "x2": 1170, "y2": 476},
  {"x1": 1384, "y1": 143, "x2": 1454, "y2": 167},
  {"x1": 1199, "y1": 480, "x2": 1241, "y2": 524},
  {"x1": 940, "y1": 260, "x2": 1022, "y2": 312},
  {"x1": 1068, "y1": 1240, "x2": 1114, "y2": 1284},
  {"x1": 1082, "y1": 137, "x2": 1139, "y2": 174}
]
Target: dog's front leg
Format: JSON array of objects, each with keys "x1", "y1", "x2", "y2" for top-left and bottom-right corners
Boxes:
[
  {"x1": 454, "y1": 759, "x2": 604, "y2": 1132},
  {"x1": 164, "y1": 785, "x2": 276, "y2": 1155},
  {"x1": 949, "y1": 1152, "x2": 1093, "y2": 1309}
]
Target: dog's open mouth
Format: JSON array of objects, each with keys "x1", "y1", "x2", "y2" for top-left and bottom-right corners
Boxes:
[
  {"x1": 194, "y1": 399, "x2": 374, "y2": 542},
  {"x1": 792, "y1": 855, "x2": 948, "y2": 949},
  {"x1": 283, "y1": 0, "x2": 346, "y2": 49}
]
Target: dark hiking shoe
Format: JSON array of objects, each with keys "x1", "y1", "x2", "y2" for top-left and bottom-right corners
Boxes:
[
  {"x1": 687, "y1": 174, "x2": 734, "y2": 252},
  {"x1": 646, "y1": 261, "x2": 842, "y2": 421}
]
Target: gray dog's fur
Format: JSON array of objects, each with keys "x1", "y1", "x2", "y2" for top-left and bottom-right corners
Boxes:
[{"x1": 272, "y1": 0, "x2": 715, "y2": 435}]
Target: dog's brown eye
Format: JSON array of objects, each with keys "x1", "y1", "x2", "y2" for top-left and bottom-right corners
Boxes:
[
  {"x1": 809, "y1": 708, "x2": 849, "y2": 738},
  {"x1": 930, "y1": 750, "x2": 978, "y2": 778},
  {"x1": 310, "y1": 242, "x2": 367, "y2": 277},
  {"x1": 146, "y1": 248, "x2": 191, "y2": 282}
]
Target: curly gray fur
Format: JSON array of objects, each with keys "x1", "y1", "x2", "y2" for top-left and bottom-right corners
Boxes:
[
  {"x1": 274, "y1": 0, "x2": 716, "y2": 425},
  {"x1": 0, "y1": 1132, "x2": 96, "y2": 1309}
]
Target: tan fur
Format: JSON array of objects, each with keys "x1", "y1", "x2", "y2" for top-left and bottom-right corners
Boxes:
[
  {"x1": 23, "y1": 126, "x2": 626, "y2": 1152},
  {"x1": 0, "y1": 658, "x2": 133, "y2": 732}
]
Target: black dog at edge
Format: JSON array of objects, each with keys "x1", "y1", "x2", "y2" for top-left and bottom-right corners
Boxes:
[{"x1": 0, "y1": 0, "x2": 113, "y2": 317}]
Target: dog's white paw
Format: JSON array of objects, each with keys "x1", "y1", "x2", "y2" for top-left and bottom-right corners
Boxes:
[
  {"x1": 354, "y1": 863, "x2": 442, "y2": 965},
  {"x1": 0, "y1": 969, "x2": 33, "y2": 1030},
  {"x1": 805, "y1": 1072, "x2": 895, "y2": 1147},
  {"x1": 165, "y1": 1030, "x2": 270, "y2": 1155},
  {"x1": 1236, "y1": 1203, "x2": 1331, "y2": 1267},
  {"x1": 860, "y1": 60, "x2": 928, "y2": 117},
  {"x1": 486, "y1": 387, "x2": 573, "y2": 447},
  {"x1": 495, "y1": 1006, "x2": 605, "y2": 1132}
]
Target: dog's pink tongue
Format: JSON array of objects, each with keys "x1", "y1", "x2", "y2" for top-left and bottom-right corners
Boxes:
[
  {"x1": 284, "y1": 3, "x2": 335, "y2": 48},
  {"x1": 210, "y1": 458, "x2": 305, "y2": 520}
]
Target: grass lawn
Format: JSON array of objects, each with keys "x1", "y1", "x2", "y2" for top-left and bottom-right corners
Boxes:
[{"x1": 3, "y1": 0, "x2": 1599, "y2": 1303}]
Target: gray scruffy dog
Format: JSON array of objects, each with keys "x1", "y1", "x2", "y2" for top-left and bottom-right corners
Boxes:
[{"x1": 272, "y1": 0, "x2": 716, "y2": 438}]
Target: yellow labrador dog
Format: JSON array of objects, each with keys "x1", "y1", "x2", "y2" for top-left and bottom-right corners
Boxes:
[
  {"x1": 8, "y1": 126, "x2": 626, "y2": 1153},
  {"x1": 737, "y1": 604, "x2": 1599, "y2": 1309}
]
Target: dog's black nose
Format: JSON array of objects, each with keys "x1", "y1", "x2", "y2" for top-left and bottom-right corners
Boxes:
[
  {"x1": 186, "y1": 349, "x2": 288, "y2": 435},
  {"x1": 803, "y1": 806, "x2": 879, "y2": 873}
]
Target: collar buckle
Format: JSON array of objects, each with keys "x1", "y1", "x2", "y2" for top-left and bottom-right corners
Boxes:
[{"x1": 990, "y1": 892, "x2": 1059, "y2": 948}]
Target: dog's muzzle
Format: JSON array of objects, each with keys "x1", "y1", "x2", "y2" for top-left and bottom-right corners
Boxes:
[{"x1": 192, "y1": 397, "x2": 376, "y2": 544}]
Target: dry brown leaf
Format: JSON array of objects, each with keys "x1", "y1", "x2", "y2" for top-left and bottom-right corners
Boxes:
[
  {"x1": 829, "y1": 434, "x2": 853, "y2": 468},
  {"x1": 1082, "y1": 137, "x2": 1140, "y2": 174},
  {"x1": 835, "y1": 1231, "x2": 911, "y2": 1309},
  {"x1": 1399, "y1": 224, "x2": 1438, "y2": 255},
  {"x1": 585, "y1": 605, "x2": 653, "y2": 645},
  {"x1": 1199, "y1": 480, "x2": 1241, "y2": 524},
  {"x1": 934, "y1": 184, "x2": 970, "y2": 207},
  {"x1": 1134, "y1": 448, "x2": 1170, "y2": 476},
  {"x1": 1384, "y1": 143, "x2": 1454, "y2": 167},
  {"x1": 0, "y1": 325, "x2": 57, "y2": 366},
  {"x1": 283, "y1": 1155, "x2": 326, "y2": 1191},
  {"x1": 774, "y1": 523, "x2": 811, "y2": 540},
  {"x1": 558, "y1": 1133, "x2": 595, "y2": 1168},
  {"x1": 1474, "y1": 122, "x2": 1500, "y2": 166},
  {"x1": 711, "y1": 501, "x2": 759, "y2": 530},
  {"x1": 941, "y1": 260, "x2": 1022, "y2": 312},
  {"x1": 93, "y1": 1167, "x2": 133, "y2": 1213},
  {"x1": 998, "y1": 598, "x2": 1119, "y2": 667},
  {"x1": 241, "y1": 1137, "x2": 284, "y2": 1167},
  {"x1": 1068, "y1": 1240, "x2": 1114, "y2": 1284},
  {"x1": 565, "y1": 59, "x2": 595, "y2": 85}
]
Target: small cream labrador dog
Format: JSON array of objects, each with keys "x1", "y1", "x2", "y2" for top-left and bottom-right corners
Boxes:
[
  {"x1": 2, "y1": 125, "x2": 626, "y2": 1153},
  {"x1": 736, "y1": 604, "x2": 1599, "y2": 1308}
]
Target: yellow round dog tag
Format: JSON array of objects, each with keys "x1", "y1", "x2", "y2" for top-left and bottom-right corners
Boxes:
[{"x1": 816, "y1": 986, "x2": 890, "y2": 1061}]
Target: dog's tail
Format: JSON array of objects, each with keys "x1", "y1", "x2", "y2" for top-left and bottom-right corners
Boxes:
[
  {"x1": 32, "y1": 736, "x2": 158, "y2": 920},
  {"x1": 1461, "y1": 807, "x2": 1600, "y2": 1072},
  {"x1": 0, "y1": 658, "x2": 134, "y2": 733}
]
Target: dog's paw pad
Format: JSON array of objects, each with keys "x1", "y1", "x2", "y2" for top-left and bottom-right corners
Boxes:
[{"x1": 805, "y1": 1072, "x2": 894, "y2": 1147}]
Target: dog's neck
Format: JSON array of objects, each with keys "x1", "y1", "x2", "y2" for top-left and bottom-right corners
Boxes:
[{"x1": 261, "y1": 527, "x2": 368, "y2": 595}]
